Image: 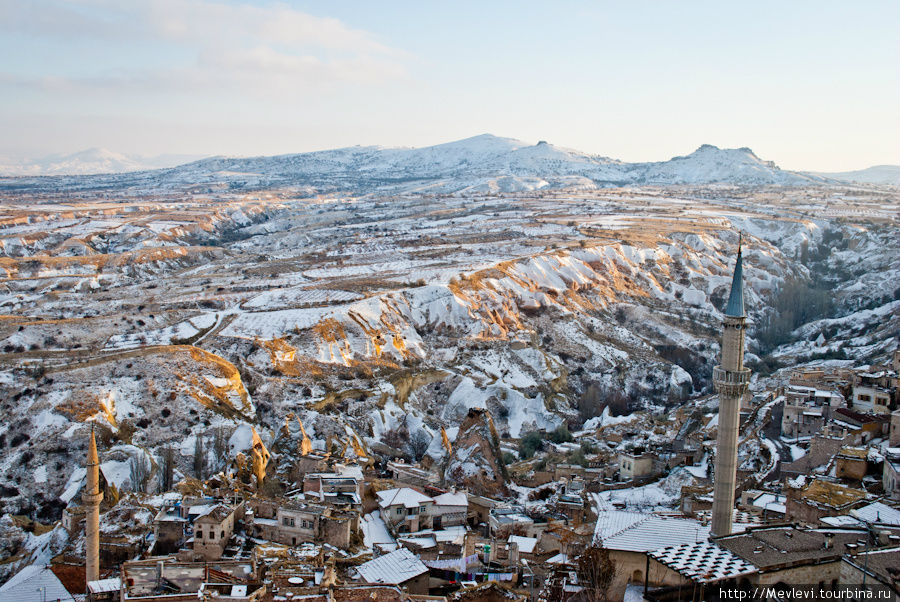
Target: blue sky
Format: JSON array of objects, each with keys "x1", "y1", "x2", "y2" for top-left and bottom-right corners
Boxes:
[{"x1": 1, "y1": 0, "x2": 898, "y2": 170}]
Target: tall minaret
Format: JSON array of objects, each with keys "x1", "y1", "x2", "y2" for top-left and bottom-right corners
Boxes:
[
  {"x1": 710, "y1": 236, "x2": 751, "y2": 537},
  {"x1": 83, "y1": 426, "x2": 103, "y2": 587}
]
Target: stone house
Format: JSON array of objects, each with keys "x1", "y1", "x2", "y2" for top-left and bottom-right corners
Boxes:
[
  {"x1": 831, "y1": 408, "x2": 888, "y2": 444},
  {"x1": 250, "y1": 499, "x2": 355, "y2": 549},
  {"x1": 152, "y1": 505, "x2": 187, "y2": 555},
  {"x1": 617, "y1": 451, "x2": 654, "y2": 480},
  {"x1": 193, "y1": 503, "x2": 241, "y2": 561},
  {"x1": 489, "y1": 507, "x2": 535, "y2": 538},
  {"x1": 884, "y1": 448, "x2": 900, "y2": 501},
  {"x1": 429, "y1": 491, "x2": 468, "y2": 529},
  {"x1": 890, "y1": 409, "x2": 900, "y2": 447},
  {"x1": 785, "y1": 478, "x2": 868, "y2": 525},
  {"x1": 780, "y1": 385, "x2": 843, "y2": 438},
  {"x1": 376, "y1": 488, "x2": 434, "y2": 534},
  {"x1": 840, "y1": 546, "x2": 900, "y2": 597},
  {"x1": 593, "y1": 510, "x2": 711, "y2": 601},
  {"x1": 833, "y1": 447, "x2": 868, "y2": 482},
  {"x1": 647, "y1": 526, "x2": 872, "y2": 598},
  {"x1": 302, "y1": 471, "x2": 362, "y2": 510},
  {"x1": 780, "y1": 436, "x2": 843, "y2": 479}
]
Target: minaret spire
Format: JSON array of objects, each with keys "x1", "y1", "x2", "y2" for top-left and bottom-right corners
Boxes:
[
  {"x1": 710, "y1": 236, "x2": 751, "y2": 537},
  {"x1": 83, "y1": 425, "x2": 103, "y2": 589}
]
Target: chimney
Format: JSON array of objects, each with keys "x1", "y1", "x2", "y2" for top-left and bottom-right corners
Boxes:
[{"x1": 845, "y1": 543, "x2": 858, "y2": 556}]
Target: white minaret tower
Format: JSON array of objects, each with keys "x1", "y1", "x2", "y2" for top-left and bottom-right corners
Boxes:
[
  {"x1": 83, "y1": 426, "x2": 103, "y2": 588},
  {"x1": 710, "y1": 236, "x2": 751, "y2": 537}
]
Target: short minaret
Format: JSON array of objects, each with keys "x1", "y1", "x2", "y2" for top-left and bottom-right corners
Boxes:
[
  {"x1": 83, "y1": 426, "x2": 103, "y2": 588},
  {"x1": 711, "y1": 237, "x2": 751, "y2": 537}
]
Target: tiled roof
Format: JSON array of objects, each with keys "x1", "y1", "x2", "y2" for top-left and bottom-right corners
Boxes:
[
  {"x1": 593, "y1": 510, "x2": 709, "y2": 553},
  {"x1": 650, "y1": 541, "x2": 756, "y2": 584},
  {"x1": 0, "y1": 565, "x2": 77, "y2": 602},
  {"x1": 357, "y1": 548, "x2": 427, "y2": 585},
  {"x1": 716, "y1": 526, "x2": 866, "y2": 569},
  {"x1": 851, "y1": 501, "x2": 900, "y2": 526},
  {"x1": 376, "y1": 488, "x2": 432, "y2": 509}
]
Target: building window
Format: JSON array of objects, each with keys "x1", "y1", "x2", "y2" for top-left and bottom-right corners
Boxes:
[
  {"x1": 396, "y1": 508, "x2": 403, "y2": 516},
  {"x1": 197, "y1": 531, "x2": 202, "y2": 539},
  {"x1": 220, "y1": 531, "x2": 225, "y2": 539},
  {"x1": 303, "y1": 519, "x2": 314, "y2": 529},
  {"x1": 283, "y1": 517, "x2": 295, "y2": 527}
]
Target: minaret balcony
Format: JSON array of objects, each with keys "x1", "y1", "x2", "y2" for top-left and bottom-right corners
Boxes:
[
  {"x1": 82, "y1": 491, "x2": 104, "y2": 505},
  {"x1": 713, "y1": 365, "x2": 751, "y2": 397}
]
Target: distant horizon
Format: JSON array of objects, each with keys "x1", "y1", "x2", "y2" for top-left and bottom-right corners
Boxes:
[{"x1": 2, "y1": 133, "x2": 897, "y2": 177}]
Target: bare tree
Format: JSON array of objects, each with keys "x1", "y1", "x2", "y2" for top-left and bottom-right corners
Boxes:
[
  {"x1": 160, "y1": 446, "x2": 175, "y2": 491},
  {"x1": 407, "y1": 430, "x2": 430, "y2": 461},
  {"x1": 577, "y1": 544, "x2": 619, "y2": 602},
  {"x1": 212, "y1": 427, "x2": 227, "y2": 471},
  {"x1": 129, "y1": 453, "x2": 150, "y2": 493},
  {"x1": 193, "y1": 435, "x2": 205, "y2": 481}
]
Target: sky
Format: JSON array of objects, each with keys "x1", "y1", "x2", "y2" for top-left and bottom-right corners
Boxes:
[{"x1": 1, "y1": 0, "x2": 898, "y2": 171}]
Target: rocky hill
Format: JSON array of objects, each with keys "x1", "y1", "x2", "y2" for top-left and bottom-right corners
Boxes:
[{"x1": 0, "y1": 135, "x2": 834, "y2": 195}]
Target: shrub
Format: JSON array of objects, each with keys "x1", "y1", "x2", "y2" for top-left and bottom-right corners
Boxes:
[{"x1": 519, "y1": 431, "x2": 544, "y2": 459}]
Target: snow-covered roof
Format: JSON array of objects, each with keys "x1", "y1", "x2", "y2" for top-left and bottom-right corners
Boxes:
[
  {"x1": 650, "y1": 541, "x2": 757, "y2": 584},
  {"x1": 356, "y1": 547, "x2": 428, "y2": 584},
  {"x1": 88, "y1": 577, "x2": 122, "y2": 594},
  {"x1": 820, "y1": 515, "x2": 863, "y2": 527},
  {"x1": 508, "y1": 535, "x2": 538, "y2": 554},
  {"x1": 376, "y1": 487, "x2": 432, "y2": 509},
  {"x1": 851, "y1": 502, "x2": 900, "y2": 526},
  {"x1": 545, "y1": 553, "x2": 570, "y2": 565},
  {"x1": 0, "y1": 565, "x2": 76, "y2": 602},
  {"x1": 432, "y1": 492, "x2": 467, "y2": 507},
  {"x1": 594, "y1": 510, "x2": 710, "y2": 552}
]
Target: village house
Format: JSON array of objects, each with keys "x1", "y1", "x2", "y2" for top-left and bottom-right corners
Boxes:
[
  {"x1": 120, "y1": 558, "x2": 262, "y2": 602},
  {"x1": 833, "y1": 446, "x2": 869, "y2": 482},
  {"x1": 839, "y1": 546, "x2": 900, "y2": 597},
  {"x1": 377, "y1": 488, "x2": 435, "y2": 534},
  {"x1": 646, "y1": 525, "x2": 872, "y2": 599},
  {"x1": 593, "y1": 509, "x2": 710, "y2": 600},
  {"x1": 302, "y1": 470, "x2": 363, "y2": 510},
  {"x1": 828, "y1": 408, "x2": 888, "y2": 445},
  {"x1": 780, "y1": 385, "x2": 843, "y2": 438},
  {"x1": 780, "y1": 435, "x2": 843, "y2": 479},
  {"x1": 739, "y1": 490, "x2": 787, "y2": 522},
  {"x1": 192, "y1": 503, "x2": 242, "y2": 561},
  {"x1": 488, "y1": 507, "x2": 535, "y2": 538},
  {"x1": 249, "y1": 499, "x2": 355, "y2": 549},
  {"x1": 617, "y1": 451, "x2": 654, "y2": 480},
  {"x1": 387, "y1": 461, "x2": 438, "y2": 488},
  {"x1": 151, "y1": 505, "x2": 187, "y2": 555},
  {"x1": 851, "y1": 370, "x2": 895, "y2": 414},
  {"x1": 884, "y1": 448, "x2": 900, "y2": 501},
  {"x1": 429, "y1": 491, "x2": 468, "y2": 529},
  {"x1": 785, "y1": 478, "x2": 869, "y2": 525}
]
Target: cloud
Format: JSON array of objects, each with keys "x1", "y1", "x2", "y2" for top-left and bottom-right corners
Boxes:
[{"x1": 0, "y1": 0, "x2": 409, "y2": 98}]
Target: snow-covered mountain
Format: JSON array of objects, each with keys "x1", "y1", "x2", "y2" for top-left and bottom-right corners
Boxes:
[
  {"x1": 0, "y1": 135, "x2": 836, "y2": 193},
  {"x1": 0, "y1": 148, "x2": 204, "y2": 176},
  {"x1": 633, "y1": 144, "x2": 827, "y2": 186},
  {"x1": 813, "y1": 165, "x2": 900, "y2": 186}
]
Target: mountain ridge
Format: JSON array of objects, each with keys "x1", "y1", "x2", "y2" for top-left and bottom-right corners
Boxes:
[{"x1": 0, "y1": 134, "x2": 866, "y2": 192}]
